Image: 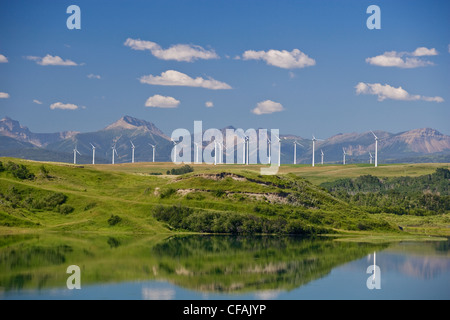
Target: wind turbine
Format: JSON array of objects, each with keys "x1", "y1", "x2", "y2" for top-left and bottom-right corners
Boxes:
[
  {"x1": 193, "y1": 142, "x2": 200, "y2": 164},
  {"x1": 73, "y1": 145, "x2": 81, "y2": 164},
  {"x1": 218, "y1": 141, "x2": 224, "y2": 164},
  {"x1": 273, "y1": 133, "x2": 282, "y2": 167},
  {"x1": 214, "y1": 140, "x2": 218, "y2": 165},
  {"x1": 130, "y1": 141, "x2": 135, "y2": 164},
  {"x1": 369, "y1": 152, "x2": 373, "y2": 165},
  {"x1": 245, "y1": 135, "x2": 249, "y2": 165},
  {"x1": 149, "y1": 144, "x2": 156, "y2": 163},
  {"x1": 370, "y1": 131, "x2": 378, "y2": 167},
  {"x1": 343, "y1": 148, "x2": 347, "y2": 165},
  {"x1": 311, "y1": 135, "x2": 324, "y2": 167},
  {"x1": 293, "y1": 141, "x2": 304, "y2": 165},
  {"x1": 90, "y1": 143, "x2": 96, "y2": 165},
  {"x1": 171, "y1": 139, "x2": 178, "y2": 163},
  {"x1": 111, "y1": 145, "x2": 118, "y2": 165},
  {"x1": 267, "y1": 137, "x2": 271, "y2": 165},
  {"x1": 321, "y1": 149, "x2": 324, "y2": 165}
]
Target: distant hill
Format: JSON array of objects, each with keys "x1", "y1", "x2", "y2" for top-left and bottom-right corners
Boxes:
[
  {"x1": 0, "y1": 116, "x2": 78, "y2": 147},
  {"x1": 45, "y1": 115, "x2": 172, "y2": 163},
  {"x1": 1, "y1": 116, "x2": 449, "y2": 164},
  {"x1": 283, "y1": 128, "x2": 450, "y2": 165}
]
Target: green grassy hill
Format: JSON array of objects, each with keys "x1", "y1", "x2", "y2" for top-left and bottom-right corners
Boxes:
[{"x1": 0, "y1": 158, "x2": 448, "y2": 236}]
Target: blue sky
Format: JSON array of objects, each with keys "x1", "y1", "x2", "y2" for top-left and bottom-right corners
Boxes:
[{"x1": 0, "y1": 0, "x2": 449, "y2": 137}]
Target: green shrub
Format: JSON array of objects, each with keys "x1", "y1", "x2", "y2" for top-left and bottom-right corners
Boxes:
[
  {"x1": 151, "y1": 204, "x2": 330, "y2": 235},
  {"x1": 4, "y1": 162, "x2": 35, "y2": 180},
  {"x1": 39, "y1": 165, "x2": 50, "y2": 179},
  {"x1": 160, "y1": 188, "x2": 177, "y2": 199},
  {"x1": 167, "y1": 165, "x2": 194, "y2": 175},
  {"x1": 84, "y1": 202, "x2": 97, "y2": 211},
  {"x1": 59, "y1": 204, "x2": 74, "y2": 215},
  {"x1": 213, "y1": 189, "x2": 226, "y2": 198},
  {"x1": 108, "y1": 215, "x2": 122, "y2": 226}
]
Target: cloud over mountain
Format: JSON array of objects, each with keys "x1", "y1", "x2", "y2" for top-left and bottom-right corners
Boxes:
[
  {"x1": 50, "y1": 102, "x2": 79, "y2": 110},
  {"x1": 26, "y1": 54, "x2": 78, "y2": 66},
  {"x1": 252, "y1": 100, "x2": 284, "y2": 115},
  {"x1": 139, "y1": 70, "x2": 232, "y2": 90},
  {"x1": 124, "y1": 38, "x2": 218, "y2": 62},
  {"x1": 145, "y1": 95, "x2": 180, "y2": 108},
  {"x1": 355, "y1": 82, "x2": 444, "y2": 103},
  {"x1": 242, "y1": 49, "x2": 315, "y2": 69},
  {"x1": 366, "y1": 47, "x2": 437, "y2": 68}
]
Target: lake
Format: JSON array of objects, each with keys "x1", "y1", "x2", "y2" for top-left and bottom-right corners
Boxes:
[{"x1": 0, "y1": 234, "x2": 449, "y2": 300}]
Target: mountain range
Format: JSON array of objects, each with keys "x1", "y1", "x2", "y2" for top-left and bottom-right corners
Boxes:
[{"x1": 1, "y1": 116, "x2": 450, "y2": 165}]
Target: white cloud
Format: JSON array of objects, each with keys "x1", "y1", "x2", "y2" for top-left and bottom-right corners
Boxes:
[
  {"x1": 412, "y1": 47, "x2": 438, "y2": 56},
  {"x1": 145, "y1": 94, "x2": 180, "y2": 108},
  {"x1": 50, "y1": 102, "x2": 79, "y2": 110},
  {"x1": 366, "y1": 47, "x2": 437, "y2": 68},
  {"x1": 124, "y1": 38, "x2": 218, "y2": 62},
  {"x1": 205, "y1": 101, "x2": 214, "y2": 108},
  {"x1": 0, "y1": 54, "x2": 8, "y2": 63},
  {"x1": 355, "y1": 82, "x2": 444, "y2": 103},
  {"x1": 26, "y1": 54, "x2": 78, "y2": 66},
  {"x1": 139, "y1": 70, "x2": 232, "y2": 90},
  {"x1": 242, "y1": 49, "x2": 316, "y2": 69},
  {"x1": 0, "y1": 92, "x2": 10, "y2": 99},
  {"x1": 33, "y1": 99, "x2": 43, "y2": 104},
  {"x1": 252, "y1": 100, "x2": 285, "y2": 115},
  {"x1": 87, "y1": 74, "x2": 101, "y2": 79}
]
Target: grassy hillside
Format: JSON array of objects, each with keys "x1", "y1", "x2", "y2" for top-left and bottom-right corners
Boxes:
[{"x1": 0, "y1": 158, "x2": 448, "y2": 236}]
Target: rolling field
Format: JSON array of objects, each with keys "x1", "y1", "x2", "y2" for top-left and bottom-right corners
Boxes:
[
  {"x1": 90, "y1": 162, "x2": 450, "y2": 185},
  {"x1": 0, "y1": 157, "x2": 449, "y2": 237}
]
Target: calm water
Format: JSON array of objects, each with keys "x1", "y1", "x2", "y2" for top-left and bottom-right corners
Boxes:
[{"x1": 0, "y1": 234, "x2": 449, "y2": 300}]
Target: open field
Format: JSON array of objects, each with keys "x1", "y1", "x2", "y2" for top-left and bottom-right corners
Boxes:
[
  {"x1": 90, "y1": 162, "x2": 450, "y2": 185},
  {"x1": 0, "y1": 157, "x2": 449, "y2": 237}
]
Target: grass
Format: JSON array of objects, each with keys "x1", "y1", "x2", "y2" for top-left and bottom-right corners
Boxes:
[
  {"x1": 89, "y1": 162, "x2": 450, "y2": 185},
  {"x1": 0, "y1": 157, "x2": 448, "y2": 237}
]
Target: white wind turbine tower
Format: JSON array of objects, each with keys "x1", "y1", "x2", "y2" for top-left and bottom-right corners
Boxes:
[
  {"x1": 311, "y1": 135, "x2": 324, "y2": 167},
  {"x1": 370, "y1": 131, "x2": 379, "y2": 167},
  {"x1": 193, "y1": 142, "x2": 199, "y2": 164},
  {"x1": 267, "y1": 137, "x2": 271, "y2": 165},
  {"x1": 149, "y1": 144, "x2": 156, "y2": 163},
  {"x1": 245, "y1": 135, "x2": 250, "y2": 165},
  {"x1": 218, "y1": 141, "x2": 224, "y2": 164},
  {"x1": 111, "y1": 145, "x2": 118, "y2": 165},
  {"x1": 130, "y1": 141, "x2": 135, "y2": 164},
  {"x1": 171, "y1": 139, "x2": 179, "y2": 163},
  {"x1": 240, "y1": 135, "x2": 246, "y2": 165},
  {"x1": 321, "y1": 150, "x2": 324, "y2": 165},
  {"x1": 343, "y1": 148, "x2": 347, "y2": 165},
  {"x1": 293, "y1": 141, "x2": 304, "y2": 165},
  {"x1": 90, "y1": 143, "x2": 96, "y2": 165},
  {"x1": 73, "y1": 145, "x2": 81, "y2": 164},
  {"x1": 273, "y1": 133, "x2": 282, "y2": 167},
  {"x1": 214, "y1": 140, "x2": 218, "y2": 165}
]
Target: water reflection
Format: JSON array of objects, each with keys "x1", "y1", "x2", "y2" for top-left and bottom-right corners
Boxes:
[
  {"x1": 0, "y1": 233, "x2": 448, "y2": 299},
  {"x1": 150, "y1": 235, "x2": 388, "y2": 293},
  {"x1": 380, "y1": 242, "x2": 450, "y2": 280}
]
